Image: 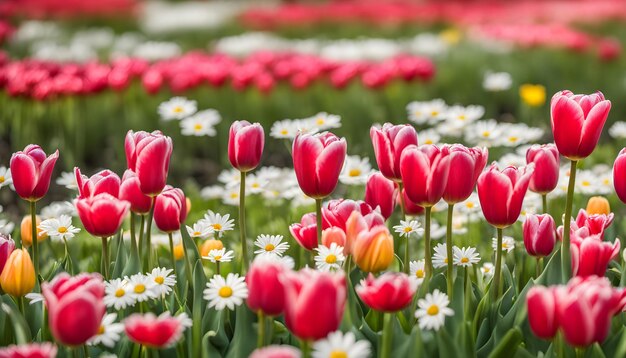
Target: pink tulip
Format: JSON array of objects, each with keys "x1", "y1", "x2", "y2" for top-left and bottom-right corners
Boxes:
[
  {"x1": 613, "y1": 148, "x2": 626, "y2": 203},
  {"x1": 526, "y1": 286, "x2": 559, "y2": 339},
  {"x1": 570, "y1": 231, "x2": 620, "y2": 278},
  {"x1": 356, "y1": 272, "x2": 417, "y2": 312},
  {"x1": 249, "y1": 345, "x2": 301, "y2": 358},
  {"x1": 289, "y1": 213, "x2": 318, "y2": 251},
  {"x1": 125, "y1": 130, "x2": 173, "y2": 196},
  {"x1": 477, "y1": 164, "x2": 533, "y2": 228},
  {"x1": 526, "y1": 144, "x2": 560, "y2": 194},
  {"x1": 523, "y1": 214, "x2": 556, "y2": 257},
  {"x1": 400, "y1": 144, "x2": 451, "y2": 207},
  {"x1": 370, "y1": 123, "x2": 418, "y2": 182},
  {"x1": 10, "y1": 144, "x2": 59, "y2": 201},
  {"x1": 443, "y1": 145, "x2": 488, "y2": 204},
  {"x1": 550, "y1": 90, "x2": 611, "y2": 160},
  {"x1": 76, "y1": 193, "x2": 130, "y2": 238},
  {"x1": 119, "y1": 170, "x2": 153, "y2": 214},
  {"x1": 42, "y1": 273, "x2": 105, "y2": 346},
  {"x1": 75, "y1": 168, "x2": 120, "y2": 199},
  {"x1": 574, "y1": 209, "x2": 614, "y2": 238},
  {"x1": 246, "y1": 258, "x2": 287, "y2": 316},
  {"x1": 399, "y1": 188, "x2": 424, "y2": 216},
  {"x1": 0, "y1": 234, "x2": 15, "y2": 276},
  {"x1": 322, "y1": 199, "x2": 381, "y2": 232},
  {"x1": 321, "y1": 227, "x2": 346, "y2": 249},
  {"x1": 125, "y1": 312, "x2": 191, "y2": 349},
  {"x1": 0, "y1": 343, "x2": 57, "y2": 358},
  {"x1": 228, "y1": 120, "x2": 265, "y2": 172},
  {"x1": 364, "y1": 173, "x2": 396, "y2": 220},
  {"x1": 153, "y1": 186, "x2": 187, "y2": 233},
  {"x1": 293, "y1": 132, "x2": 347, "y2": 199}
]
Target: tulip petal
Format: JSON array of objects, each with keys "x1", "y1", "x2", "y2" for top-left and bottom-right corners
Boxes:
[
  {"x1": 578, "y1": 100, "x2": 611, "y2": 158},
  {"x1": 551, "y1": 96, "x2": 584, "y2": 159}
]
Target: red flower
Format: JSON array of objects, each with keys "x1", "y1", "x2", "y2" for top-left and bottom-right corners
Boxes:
[
  {"x1": 356, "y1": 272, "x2": 417, "y2": 312},
  {"x1": 442, "y1": 145, "x2": 488, "y2": 204},
  {"x1": 289, "y1": 213, "x2": 318, "y2": 251},
  {"x1": 293, "y1": 132, "x2": 346, "y2": 199},
  {"x1": 124, "y1": 312, "x2": 191, "y2": 349},
  {"x1": 0, "y1": 234, "x2": 15, "y2": 276},
  {"x1": 74, "y1": 167, "x2": 120, "y2": 199},
  {"x1": 125, "y1": 130, "x2": 173, "y2": 196},
  {"x1": 526, "y1": 286, "x2": 559, "y2": 340},
  {"x1": 119, "y1": 170, "x2": 153, "y2": 214},
  {"x1": 228, "y1": 121, "x2": 265, "y2": 172},
  {"x1": 76, "y1": 193, "x2": 130, "y2": 238},
  {"x1": 0, "y1": 343, "x2": 57, "y2": 358},
  {"x1": 526, "y1": 144, "x2": 560, "y2": 195},
  {"x1": 523, "y1": 214, "x2": 556, "y2": 257},
  {"x1": 322, "y1": 199, "x2": 378, "y2": 232},
  {"x1": 364, "y1": 172, "x2": 396, "y2": 220},
  {"x1": 154, "y1": 186, "x2": 187, "y2": 233},
  {"x1": 42, "y1": 273, "x2": 105, "y2": 346},
  {"x1": 246, "y1": 258, "x2": 287, "y2": 316},
  {"x1": 10, "y1": 144, "x2": 59, "y2": 201},
  {"x1": 570, "y1": 230, "x2": 620, "y2": 278},
  {"x1": 370, "y1": 123, "x2": 418, "y2": 182},
  {"x1": 477, "y1": 164, "x2": 533, "y2": 228},
  {"x1": 613, "y1": 148, "x2": 626, "y2": 204},
  {"x1": 400, "y1": 144, "x2": 451, "y2": 207},
  {"x1": 399, "y1": 188, "x2": 424, "y2": 216}
]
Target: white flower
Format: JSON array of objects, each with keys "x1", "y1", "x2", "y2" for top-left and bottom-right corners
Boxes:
[
  {"x1": 415, "y1": 289, "x2": 454, "y2": 331},
  {"x1": 456, "y1": 193, "x2": 481, "y2": 214},
  {"x1": 496, "y1": 153, "x2": 526, "y2": 169},
  {"x1": 393, "y1": 220, "x2": 424, "y2": 238},
  {"x1": 443, "y1": 105, "x2": 484, "y2": 129},
  {"x1": 418, "y1": 129, "x2": 441, "y2": 145},
  {"x1": 254, "y1": 234, "x2": 289, "y2": 257},
  {"x1": 409, "y1": 260, "x2": 426, "y2": 286},
  {"x1": 270, "y1": 119, "x2": 299, "y2": 139},
  {"x1": 186, "y1": 221, "x2": 215, "y2": 239},
  {"x1": 495, "y1": 124, "x2": 543, "y2": 147},
  {"x1": 147, "y1": 267, "x2": 177, "y2": 296},
  {"x1": 204, "y1": 273, "x2": 248, "y2": 311},
  {"x1": 56, "y1": 171, "x2": 78, "y2": 190},
  {"x1": 452, "y1": 246, "x2": 481, "y2": 267},
  {"x1": 432, "y1": 243, "x2": 450, "y2": 269},
  {"x1": 41, "y1": 201, "x2": 76, "y2": 219},
  {"x1": 25, "y1": 292, "x2": 44, "y2": 305},
  {"x1": 246, "y1": 174, "x2": 269, "y2": 194},
  {"x1": 204, "y1": 248, "x2": 235, "y2": 263},
  {"x1": 180, "y1": 110, "x2": 219, "y2": 136},
  {"x1": 430, "y1": 221, "x2": 446, "y2": 240},
  {"x1": 480, "y1": 262, "x2": 495, "y2": 278},
  {"x1": 200, "y1": 185, "x2": 224, "y2": 199},
  {"x1": 307, "y1": 112, "x2": 341, "y2": 130},
  {"x1": 218, "y1": 168, "x2": 241, "y2": 188},
  {"x1": 483, "y1": 72, "x2": 512, "y2": 92},
  {"x1": 221, "y1": 186, "x2": 241, "y2": 206},
  {"x1": 132, "y1": 41, "x2": 181, "y2": 61},
  {"x1": 314, "y1": 243, "x2": 346, "y2": 272},
  {"x1": 406, "y1": 99, "x2": 448, "y2": 125},
  {"x1": 88, "y1": 313, "x2": 124, "y2": 348},
  {"x1": 39, "y1": 215, "x2": 80, "y2": 242},
  {"x1": 464, "y1": 119, "x2": 503, "y2": 147},
  {"x1": 0, "y1": 220, "x2": 14, "y2": 236},
  {"x1": 128, "y1": 274, "x2": 158, "y2": 302},
  {"x1": 158, "y1": 97, "x2": 197, "y2": 121},
  {"x1": 339, "y1": 156, "x2": 372, "y2": 185},
  {"x1": 0, "y1": 167, "x2": 12, "y2": 189},
  {"x1": 312, "y1": 331, "x2": 371, "y2": 358},
  {"x1": 201, "y1": 211, "x2": 235, "y2": 237},
  {"x1": 492, "y1": 236, "x2": 516, "y2": 253},
  {"x1": 104, "y1": 278, "x2": 135, "y2": 310},
  {"x1": 609, "y1": 121, "x2": 626, "y2": 139}
]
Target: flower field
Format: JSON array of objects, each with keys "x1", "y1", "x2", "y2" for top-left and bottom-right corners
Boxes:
[{"x1": 1, "y1": 1, "x2": 626, "y2": 357}]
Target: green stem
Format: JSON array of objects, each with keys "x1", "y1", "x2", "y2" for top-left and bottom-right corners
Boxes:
[
  {"x1": 464, "y1": 267, "x2": 471, "y2": 321},
  {"x1": 240, "y1": 171, "x2": 248, "y2": 273},
  {"x1": 265, "y1": 316, "x2": 273, "y2": 346},
  {"x1": 536, "y1": 257, "x2": 542, "y2": 278},
  {"x1": 30, "y1": 201, "x2": 39, "y2": 285},
  {"x1": 315, "y1": 198, "x2": 323, "y2": 245},
  {"x1": 257, "y1": 311, "x2": 265, "y2": 348},
  {"x1": 179, "y1": 230, "x2": 193, "y2": 285},
  {"x1": 145, "y1": 197, "x2": 156, "y2": 271},
  {"x1": 83, "y1": 345, "x2": 89, "y2": 358},
  {"x1": 130, "y1": 213, "x2": 136, "y2": 251},
  {"x1": 561, "y1": 160, "x2": 577, "y2": 282},
  {"x1": 542, "y1": 194, "x2": 548, "y2": 214},
  {"x1": 446, "y1": 204, "x2": 454, "y2": 298},
  {"x1": 138, "y1": 214, "x2": 145, "y2": 260},
  {"x1": 493, "y1": 228, "x2": 503, "y2": 300},
  {"x1": 397, "y1": 182, "x2": 410, "y2": 274},
  {"x1": 380, "y1": 312, "x2": 393, "y2": 358},
  {"x1": 300, "y1": 340, "x2": 311, "y2": 358},
  {"x1": 216, "y1": 261, "x2": 221, "y2": 276},
  {"x1": 424, "y1": 207, "x2": 432, "y2": 278},
  {"x1": 101, "y1": 236, "x2": 109, "y2": 279},
  {"x1": 168, "y1": 232, "x2": 178, "y2": 281}
]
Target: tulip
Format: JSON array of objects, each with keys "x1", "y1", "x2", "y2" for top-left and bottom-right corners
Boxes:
[
  {"x1": 10, "y1": 144, "x2": 59, "y2": 202},
  {"x1": 352, "y1": 225, "x2": 394, "y2": 273},
  {"x1": 0, "y1": 234, "x2": 15, "y2": 275},
  {"x1": 281, "y1": 269, "x2": 346, "y2": 342},
  {"x1": 125, "y1": 130, "x2": 173, "y2": 196},
  {"x1": 200, "y1": 239, "x2": 224, "y2": 257},
  {"x1": 571, "y1": 232, "x2": 620, "y2": 278},
  {"x1": 526, "y1": 144, "x2": 560, "y2": 203},
  {"x1": 289, "y1": 213, "x2": 318, "y2": 251},
  {"x1": 125, "y1": 312, "x2": 191, "y2": 349},
  {"x1": 174, "y1": 244, "x2": 184, "y2": 260},
  {"x1": 586, "y1": 196, "x2": 610, "y2": 216},
  {"x1": 364, "y1": 173, "x2": 396, "y2": 220},
  {"x1": 526, "y1": 286, "x2": 559, "y2": 339},
  {"x1": 228, "y1": 121, "x2": 265, "y2": 172},
  {"x1": 356, "y1": 272, "x2": 417, "y2": 312},
  {"x1": 322, "y1": 199, "x2": 377, "y2": 232},
  {"x1": 614, "y1": 148, "x2": 626, "y2": 204},
  {"x1": 75, "y1": 168, "x2": 121, "y2": 199},
  {"x1": 370, "y1": 123, "x2": 418, "y2": 182},
  {"x1": 249, "y1": 345, "x2": 301, "y2": 358},
  {"x1": 0, "y1": 249, "x2": 35, "y2": 297},
  {"x1": 523, "y1": 214, "x2": 556, "y2": 258},
  {"x1": 574, "y1": 209, "x2": 613, "y2": 238},
  {"x1": 247, "y1": 258, "x2": 287, "y2": 317},
  {"x1": 20, "y1": 215, "x2": 46, "y2": 247},
  {"x1": 0, "y1": 343, "x2": 58, "y2": 358},
  {"x1": 119, "y1": 170, "x2": 151, "y2": 214},
  {"x1": 154, "y1": 187, "x2": 187, "y2": 233},
  {"x1": 399, "y1": 188, "x2": 424, "y2": 216},
  {"x1": 321, "y1": 227, "x2": 346, "y2": 249},
  {"x1": 42, "y1": 273, "x2": 105, "y2": 346},
  {"x1": 443, "y1": 145, "x2": 488, "y2": 204}
]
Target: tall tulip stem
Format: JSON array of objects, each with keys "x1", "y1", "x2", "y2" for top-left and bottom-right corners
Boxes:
[
  {"x1": 29, "y1": 201, "x2": 39, "y2": 285},
  {"x1": 239, "y1": 171, "x2": 249, "y2": 273},
  {"x1": 101, "y1": 236, "x2": 109, "y2": 280},
  {"x1": 315, "y1": 199, "x2": 323, "y2": 245},
  {"x1": 541, "y1": 194, "x2": 548, "y2": 213},
  {"x1": 380, "y1": 312, "x2": 393, "y2": 358},
  {"x1": 168, "y1": 232, "x2": 178, "y2": 282},
  {"x1": 561, "y1": 160, "x2": 577, "y2": 282},
  {"x1": 424, "y1": 206, "x2": 432, "y2": 278},
  {"x1": 145, "y1": 197, "x2": 156, "y2": 271},
  {"x1": 493, "y1": 228, "x2": 503, "y2": 300},
  {"x1": 179, "y1": 229, "x2": 193, "y2": 284},
  {"x1": 446, "y1": 204, "x2": 454, "y2": 297},
  {"x1": 300, "y1": 340, "x2": 311, "y2": 358},
  {"x1": 257, "y1": 311, "x2": 265, "y2": 348},
  {"x1": 397, "y1": 182, "x2": 410, "y2": 274}
]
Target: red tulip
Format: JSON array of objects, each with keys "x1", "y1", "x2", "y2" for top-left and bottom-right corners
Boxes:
[
  {"x1": 400, "y1": 144, "x2": 451, "y2": 207},
  {"x1": 364, "y1": 172, "x2": 396, "y2": 220},
  {"x1": 356, "y1": 272, "x2": 417, "y2": 312},
  {"x1": 293, "y1": 132, "x2": 347, "y2": 199},
  {"x1": 526, "y1": 144, "x2": 560, "y2": 194},
  {"x1": 322, "y1": 199, "x2": 380, "y2": 232},
  {"x1": 443, "y1": 145, "x2": 488, "y2": 204},
  {"x1": 523, "y1": 214, "x2": 556, "y2": 257},
  {"x1": 125, "y1": 312, "x2": 191, "y2": 348},
  {"x1": 526, "y1": 286, "x2": 559, "y2": 339},
  {"x1": 76, "y1": 193, "x2": 130, "y2": 238},
  {"x1": 119, "y1": 170, "x2": 152, "y2": 214},
  {"x1": 154, "y1": 186, "x2": 187, "y2": 233},
  {"x1": 10, "y1": 144, "x2": 59, "y2": 201},
  {"x1": 574, "y1": 209, "x2": 614, "y2": 238},
  {"x1": 0, "y1": 343, "x2": 57, "y2": 358},
  {"x1": 550, "y1": 90, "x2": 611, "y2": 160},
  {"x1": 125, "y1": 130, "x2": 173, "y2": 196},
  {"x1": 281, "y1": 269, "x2": 346, "y2": 341},
  {"x1": 228, "y1": 121, "x2": 265, "y2": 172},
  {"x1": 370, "y1": 123, "x2": 418, "y2": 182},
  {"x1": 613, "y1": 148, "x2": 626, "y2": 203},
  {"x1": 42, "y1": 273, "x2": 105, "y2": 346},
  {"x1": 477, "y1": 164, "x2": 533, "y2": 228},
  {"x1": 289, "y1": 213, "x2": 318, "y2": 251},
  {"x1": 246, "y1": 257, "x2": 287, "y2": 316},
  {"x1": 399, "y1": 188, "x2": 424, "y2": 216},
  {"x1": 571, "y1": 230, "x2": 620, "y2": 278},
  {"x1": 75, "y1": 168, "x2": 120, "y2": 199},
  {"x1": 0, "y1": 234, "x2": 15, "y2": 276}
]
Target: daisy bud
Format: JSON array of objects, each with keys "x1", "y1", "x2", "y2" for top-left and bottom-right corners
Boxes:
[
  {"x1": 293, "y1": 132, "x2": 346, "y2": 199},
  {"x1": 228, "y1": 121, "x2": 265, "y2": 173},
  {"x1": 356, "y1": 272, "x2": 417, "y2": 312},
  {"x1": 10, "y1": 144, "x2": 59, "y2": 202},
  {"x1": 0, "y1": 249, "x2": 35, "y2": 297}
]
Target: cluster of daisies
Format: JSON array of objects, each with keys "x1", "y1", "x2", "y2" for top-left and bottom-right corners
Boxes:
[
  {"x1": 269, "y1": 112, "x2": 341, "y2": 140},
  {"x1": 104, "y1": 267, "x2": 177, "y2": 310},
  {"x1": 157, "y1": 97, "x2": 222, "y2": 137}
]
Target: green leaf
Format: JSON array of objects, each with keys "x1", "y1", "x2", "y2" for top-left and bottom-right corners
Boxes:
[
  {"x1": 535, "y1": 248, "x2": 562, "y2": 286},
  {"x1": 612, "y1": 325, "x2": 626, "y2": 358},
  {"x1": 488, "y1": 327, "x2": 522, "y2": 358},
  {"x1": 192, "y1": 261, "x2": 208, "y2": 358},
  {"x1": 202, "y1": 331, "x2": 222, "y2": 358},
  {"x1": 225, "y1": 305, "x2": 257, "y2": 358},
  {"x1": 121, "y1": 231, "x2": 141, "y2": 278},
  {"x1": 1, "y1": 296, "x2": 31, "y2": 344},
  {"x1": 180, "y1": 227, "x2": 201, "y2": 266},
  {"x1": 437, "y1": 327, "x2": 460, "y2": 357},
  {"x1": 393, "y1": 324, "x2": 424, "y2": 358},
  {"x1": 112, "y1": 231, "x2": 128, "y2": 279}
]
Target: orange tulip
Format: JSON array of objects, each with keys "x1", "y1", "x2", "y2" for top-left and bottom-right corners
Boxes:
[
  {"x1": 200, "y1": 239, "x2": 224, "y2": 257},
  {"x1": 20, "y1": 215, "x2": 46, "y2": 247},
  {"x1": 352, "y1": 225, "x2": 394, "y2": 273},
  {"x1": 173, "y1": 244, "x2": 184, "y2": 260},
  {"x1": 586, "y1": 196, "x2": 610, "y2": 216},
  {"x1": 0, "y1": 248, "x2": 36, "y2": 297}
]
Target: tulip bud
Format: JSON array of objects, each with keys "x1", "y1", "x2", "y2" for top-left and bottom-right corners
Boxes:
[
  {"x1": 614, "y1": 148, "x2": 626, "y2": 204},
  {"x1": 527, "y1": 286, "x2": 559, "y2": 340},
  {"x1": 443, "y1": 145, "x2": 488, "y2": 204},
  {"x1": 124, "y1": 312, "x2": 191, "y2": 349},
  {"x1": 76, "y1": 193, "x2": 130, "y2": 238},
  {"x1": 321, "y1": 227, "x2": 346, "y2": 249},
  {"x1": 0, "y1": 234, "x2": 15, "y2": 275},
  {"x1": 400, "y1": 144, "x2": 451, "y2": 207},
  {"x1": 586, "y1": 196, "x2": 610, "y2": 216},
  {"x1": 289, "y1": 213, "x2": 318, "y2": 251},
  {"x1": 370, "y1": 123, "x2": 418, "y2": 182},
  {"x1": 20, "y1": 215, "x2": 46, "y2": 247},
  {"x1": 154, "y1": 187, "x2": 187, "y2": 233},
  {"x1": 75, "y1": 168, "x2": 121, "y2": 199},
  {"x1": 10, "y1": 144, "x2": 59, "y2": 202},
  {"x1": 523, "y1": 214, "x2": 556, "y2": 257},
  {"x1": 0, "y1": 248, "x2": 36, "y2": 297},
  {"x1": 352, "y1": 225, "x2": 394, "y2": 273},
  {"x1": 125, "y1": 130, "x2": 173, "y2": 196},
  {"x1": 228, "y1": 121, "x2": 265, "y2": 172},
  {"x1": 526, "y1": 144, "x2": 560, "y2": 195},
  {"x1": 356, "y1": 272, "x2": 417, "y2": 312},
  {"x1": 364, "y1": 173, "x2": 396, "y2": 220},
  {"x1": 0, "y1": 343, "x2": 58, "y2": 358},
  {"x1": 174, "y1": 244, "x2": 184, "y2": 260},
  {"x1": 200, "y1": 239, "x2": 224, "y2": 257},
  {"x1": 119, "y1": 170, "x2": 152, "y2": 214},
  {"x1": 247, "y1": 258, "x2": 287, "y2": 316}
]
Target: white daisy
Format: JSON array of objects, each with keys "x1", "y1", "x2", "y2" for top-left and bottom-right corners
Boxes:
[
  {"x1": 496, "y1": 153, "x2": 526, "y2": 169},
  {"x1": 204, "y1": 273, "x2": 248, "y2": 311},
  {"x1": 217, "y1": 169, "x2": 241, "y2": 188},
  {"x1": 464, "y1": 119, "x2": 503, "y2": 147},
  {"x1": 88, "y1": 313, "x2": 124, "y2": 348},
  {"x1": 200, "y1": 185, "x2": 224, "y2": 200},
  {"x1": 180, "y1": 115, "x2": 217, "y2": 136},
  {"x1": 201, "y1": 211, "x2": 235, "y2": 238},
  {"x1": 452, "y1": 246, "x2": 481, "y2": 267},
  {"x1": 246, "y1": 174, "x2": 269, "y2": 194},
  {"x1": 432, "y1": 243, "x2": 450, "y2": 269},
  {"x1": 492, "y1": 236, "x2": 516, "y2": 253},
  {"x1": 147, "y1": 267, "x2": 177, "y2": 296},
  {"x1": 0, "y1": 220, "x2": 14, "y2": 236},
  {"x1": 128, "y1": 274, "x2": 158, "y2": 302},
  {"x1": 270, "y1": 119, "x2": 299, "y2": 139},
  {"x1": 204, "y1": 248, "x2": 235, "y2": 263},
  {"x1": 41, "y1": 201, "x2": 76, "y2": 219},
  {"x1": 418, "y1": 128, "x2": 441, "y2": 145},
  {"x1": 480, "y1": 262, "x2": 494, "y2": 278},
  {"x1": 406, "y1": 99, "x2": 448, "y2": 125},
  {"x1": 393, "y1": 220, "x2": 424, "y2": 238},
  {"x1": 293, "y1": 119, "x2": 320, "y2": 136},
  {"x1": 339, "y1": 155, "x2": 372, "y2": 186},
  {"x1": 409, "y1": 260, "x2": 426, "y2": 286},
  {"x1": 430, "y1": 221, "x2": 446, "y2": 240},
  {"x1": 443, "y1": 105, "x2": 484, "y2": 129},
  {"x1": 158, "y1": 97, "x2": 197, "y2": 121},
  {"x1": 307, "y1": 112, "x2": 341, "y2": 130},
  {"x1": 186, "y1": 221, "x2": 215, "y2": 239},
  {"x1": 312, "y1": 331, "x2": 371, "y2": 358},
  {"x1": 38, "y1": 215, "x2": 80, "y2": 242},
  {"x1": 482, "y1": 71, "x2": 512, "y2": 92},
  {"x1": 609, "y1": 121, "x2": 626, "y2": 139},
  {"x1": 415, "y1": 289, "x2": 454, "y2": 331},
  {"x1": 314, "y1": 243, "x2": 346, "y2": 272},
  {"x1": 221, "y1": 186, "x2": 241, "y2": 206},
  {"x1": 56, "y1": 171, "x2": 78, "y2": 190},
  {"x1": 104, "y1": 278, "x2": 135, "y2": 310},
  {"x1": 0, "y1": 167, "x2": 12, "y2": 189},
  {"x1": 253, "y1": 234, "x2": 289, "y2": 257},
  {"x1": 25, "y1": 292, "x2": 44, "y2": 305}
]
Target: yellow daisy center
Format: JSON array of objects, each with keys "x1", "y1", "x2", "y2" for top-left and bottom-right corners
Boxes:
[
  {"x1": 461, "y1": 257, "x2": 469, "y2": 263},
  {"x1": 484, "y1": 267, "x2": 491, "y2": 273},
  {"x1": 193, "y1": 231, "x2": 201, "y2": 236},
  {"x1": 427, "y1": 304, "x2": 440, "y2": 316},
  {"x1": 252, "y1": 183, "x2": 260, "y2": 188},
  {"x1": 466, "y1": 202, "x2": 474, "y2": 209},
  {"x1": 348, "y1": 169, "x2": 361, "y2": 177},
  {"x1": 115, "y1": 288, "x2": 125, "y2": 297},
  {"x1": 458, "y1": 115, "x2": 466, "y2": 121},
  {"x1": 0, "y1": 176, "x2": 4, "y2": 183},
  {"x1": 219, "y1": 286, "x2": 233, "y2": 298},
  {"x1": 58, "y1": 226, "x2": 68, "y2": 234},
  {"x1": 155, "y1": 276, "x2": 164, "y2": 285},
  {"x1": 214, "y1": 255, "x2": 222, "y2": 261},
  {"x1": 325, "y1": 254, "x2": 337, "y2": 264},
  {"x1": 415, "y1": 269, "x2": 424, "y2": 278},
  {"x1": 581, "y1": 180, "x2": 591, "y2": 187},
  {"x1": 134, "y1": 284, "x2": 146, "y2": 294},
  {"x1": 431, "y1": 110, "x2": 439, "y2": 116},
  {"x1": 424, "y1": 139, "x2": 433, "y2": 144},
  {"x1": 404, "y1": 227, "x2": 413, "y2": 233},
  {"x1": 603, "y1": 179, "x2": 610, "y2": 185},
  {"x1": 280, "y1": 129, "x2": 288, "y2": 135},
  {"x1": 482, "y1": 131, "x2": 491, "y2": 137},
  {"x1": 212, "y1": 223, "x2": 222, "y2": 231},
  {"x1": 173, "y1": 106, "x2": 184, "y2": 113},
  {"x1": 444, "y1": 258, "x2": 448, "y2": 263},
  {"x1": 329, "y1": 351, "x2": 348, "y2": 358},
  {"x1": 265, "y1": 244, "x2": 275, "y2": 252},
  {"x1": 194, "y1": 123, "x2": 203, "y2": 131},
  {"x1": 230, "y1": 193, "x2": 238, "y2": 199},
  {"x1": 502, "y1": 242, "x2": 509, "y2": 249},
  {"x1": 316, "y1": 118, "x2": 325, "y2": 125},
  {"x1": 98, "y1": 325, "x2": 105, "y2": 335},
  {"x1": 508, "y1": 136, "x2": 518, "y2": 143}
]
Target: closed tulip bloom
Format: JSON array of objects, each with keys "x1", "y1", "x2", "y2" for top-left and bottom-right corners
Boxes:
[
  {"x1": 364, "y1": 173, "x2": 396, "y2": 220},
  {"x1": 293, "y1": 132, "x2": 347, "y2": 199},
  {"x1": 0, "y1": 234, "x2": 15, "y2": 275},
  {"x1": 124, "y1": 312, "x2": 191, "y2": 349},
  {"x1": 345, "y1": 211, "x2": 385, "y2": 256},
  {"x1": 356, "y1": 272, "x2": 418, "y2": 312},
  {"x1": 0, "y1": 343, "x2": 57, "y2": 358},
  {"x1": 20, "y1": 215, "x2": 46, "y2": 247},
  {"x1": 370, "y1": 123, "x2": 418, "y2": 181},
  {"x1": 399, "y1": 188, "x2": 424, "y2": 216},
  {"x1": 574, "y1": 209, "x2": 614, "y2": 238},
  {"x1": 154, "y1": 187, "x2": 187, "y2": 233},
  {"x1": 322, "y1": 199, "x2": 377, "y2": 232},
  {"x1": 550, "y1": 90, "x2": 611, "y2": 160},
  {"x1": 75, "y1": 168, "x2": 121, "y2": 199},
  {"x1": 614, "y1": 148, "x2": 626, "y2": 204},
  {"x1": 247, "y1": 258, "x2": 287, "y2": 316},
  {"x1": 289, "y1": 213, "x2": 318, "y2": 251},
  {"x1": 443, "y1": 145, "x2": 488, "y2": 204},
  {"x1": 281, "y1": 269, "x2": 346, "y2": 341},
  {"x1": 526, "y1": 144, "x2": 560, "y2": 194},
  {"x1": 0, "y1": 249, "x2": 35, "y2": 297},
  {"x1": 228, "y1": 121, "x2": 265, "y2": 172},
  {"x1": 586, "y1": 196, "x2": 610, "y2": 216},
  {"x1": 477, "y1": 164, "x2": 534, "y2": 228},
  {"x1": 119, "y1": 170, "x2": 153, "y2": 214},
  {"x1": 400, "y1": 144, "x2": 451, "y2": 207},
  {"x1": 322, "y1": 227, "x2": 346, "y2": 249},
  {"x1": 42, "y1": 273, "x2": 105, "y2": 346},
  {"x1": 526, "y1": 286, "x2": 559, "y2": 340},
  {"x1": 352, "y1": 225, "x2": 394, "y2": 273},
  {"x1": 76, "y1": 193, "x2": 130, "y2": 238},
  {"x1": 125, "y1": 130, "x2": 173, "y2": 196},
  {"x1": 523, "y1": 214, "x2": 556, "y2": 257},
  {"x1": 10, "y1": 144, "x2": 59, "y2": 201},
  {"x1": 200, "y1": 239, "x2": 224, "y2": 257},
  {"x1": 570, "y1": 232, "x2": 620, "y2": 277}
]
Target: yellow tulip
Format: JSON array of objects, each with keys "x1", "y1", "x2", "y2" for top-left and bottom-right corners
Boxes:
[
  {"x1": 586, "y1": 196, "x2": 611, "y2": 215},
  {"x1": 20, "y1": 215, "x2": 47, "y2": 247},
  {"x1": 352, "y1": 225, "x2": 394, "y2": 273},
  {"x1": 200, "y1": 239, "x2": 224, "y2": 257},
  {"x1": 519, "y1": 84, "x2": 546, "y2": 107},
  {"x1": 0, "y1": 248, "x2": 36, "y2": 297},
  {"x1": 174, "y1": 244, "x2": 185, "y2": 260}
]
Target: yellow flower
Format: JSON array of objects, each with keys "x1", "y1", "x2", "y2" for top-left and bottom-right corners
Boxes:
[
  {"x1": 20, "y1": 215, "x2": 47, "y2": 247},
  {"x1": 174, "y1": 244, "x2": 185, "y2": 260},
  {"x1": 519, "y1": 84, "x2": 546, "y2": 107},
  {"x1": 200, "y1": 239, "x2": 224, "y2": 257},
  {"x1": 586, "y1": 196, "x2": 610, "y2": 215},
  {"x1": 0, "y1": 248, "x2": 36, "y2": 297},
  {"x1": 440, "y1": 28, "x2": 462, "y2": 45}
]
